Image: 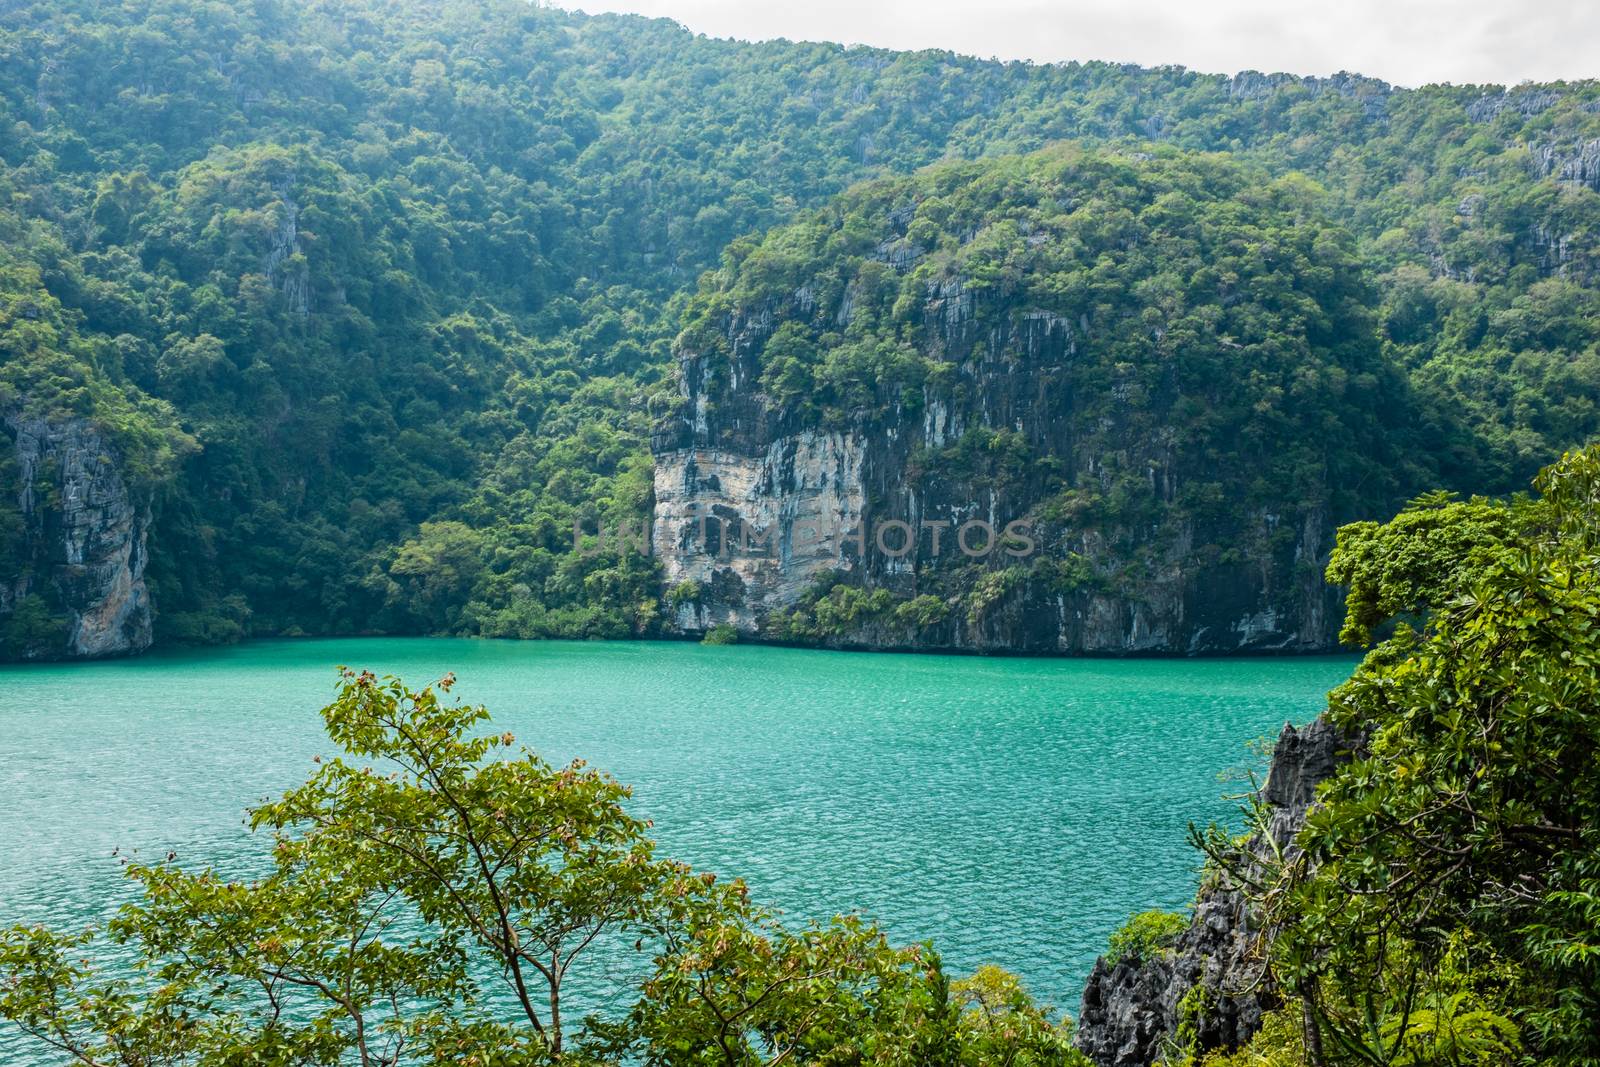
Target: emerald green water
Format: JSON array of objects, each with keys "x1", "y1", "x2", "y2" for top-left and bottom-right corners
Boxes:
[{"x1": 0, "y1": 638, "x2": 1354, "y2": 1050}]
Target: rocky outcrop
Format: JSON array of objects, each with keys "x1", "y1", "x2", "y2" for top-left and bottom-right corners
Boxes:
[
  {"x1": 1074, "y1": 718, "x2": 1357, "y2": 1066},
  {"x1": 0, "y1": 414, "x2": 154, "y2": 658},
  {"x1": 654, "y1": 431, "x2": 867, "y2": 631},
  {"x1": 1531, "y1": 138, "x2": 1600, "y2": 193},
  {"x1": 1468, "y1": 86, "x2": 1564, "y2": 123}
]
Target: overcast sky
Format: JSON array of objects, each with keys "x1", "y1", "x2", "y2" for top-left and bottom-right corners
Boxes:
[{"x1": 556, "y1": 0, "x2": 1596, "y2": 89}]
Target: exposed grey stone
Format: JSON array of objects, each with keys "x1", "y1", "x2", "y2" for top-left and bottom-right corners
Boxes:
[
  {"x1": 1530, "y1": 138, "x2": 1600, "y2": 192},
  {"x1": 1468, "y1": 87, "x2": 1563, "y2": 123},
  {"x1": 1, "y1": 414, "x2": 153, "y2": 659},
  {"x1": 1074, "y1": 718, "x2": 1359, "y2": 1066}
]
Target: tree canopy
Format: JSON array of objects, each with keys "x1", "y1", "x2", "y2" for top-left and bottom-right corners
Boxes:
[{"x1": 1195, "y1": 445, "x2": 1600, "y2": 1064}]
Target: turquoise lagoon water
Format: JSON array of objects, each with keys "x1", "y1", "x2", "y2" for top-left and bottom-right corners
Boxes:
[{"x1": 0, "y1": 638, "x2": 1356, "y2": 1053}]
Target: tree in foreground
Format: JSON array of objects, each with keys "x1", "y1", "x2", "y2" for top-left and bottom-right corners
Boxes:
[
  {"x1": 0, "y1": 669, "x2": 1085, "y2": 1066},
  {"x1": 1198, "y1": 444, "x2": 1600, "y2": 1065}
]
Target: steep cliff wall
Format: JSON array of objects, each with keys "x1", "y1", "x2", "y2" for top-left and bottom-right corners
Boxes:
[
  {"x1": 649, "y1": 152, "x2": 1412, "y2": 654},
  {"x1": 1074, "y1": 718, "x2": 1358, "y2": 1066},
  {"x1": 0, "y1": 415, "x2": 154, "y2": 659},
  {"x1": 653, "y1": 297, "x2": 1337, "y2": 654}
]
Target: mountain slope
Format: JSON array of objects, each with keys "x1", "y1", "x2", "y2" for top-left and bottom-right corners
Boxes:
[{"x1": 0, "y1": 0, "x2": 1596, "y2": 655}]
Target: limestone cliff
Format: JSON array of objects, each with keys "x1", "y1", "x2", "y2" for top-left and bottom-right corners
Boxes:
[
  {"x1": 643, "y1": 223, "x2": 1382, "y2": 652},
  {"x1": 1074, "y1": 718, "x2": 1358, "y2": 1066},
  {"x1": 647, "y1": 152, "x2": 1409, "y2": 654},
  {"x1": 652, "y1": 284, "x2": 1341, "y2": 653},
  {"x1": 0, "y1": 414, "x2": 154, "y2": 659}
]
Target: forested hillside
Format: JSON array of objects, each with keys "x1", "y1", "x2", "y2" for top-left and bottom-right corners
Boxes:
[{"x1": 0, "y1": 0, "x2": 1598, "y2": 657}]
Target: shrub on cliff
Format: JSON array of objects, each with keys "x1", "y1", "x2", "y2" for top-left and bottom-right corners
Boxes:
[
  {"x1": 701, "y1": 622, "x2": 738, "y2": 645},
  {"x1": 1104, "y1": 910, "x2": 1188, "y2": 967}
]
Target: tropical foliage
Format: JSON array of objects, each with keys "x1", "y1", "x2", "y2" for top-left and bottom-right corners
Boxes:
[
  {"x1": 0, "y1": 0, "x2": 1599, "y2": 654},
  {"x1": 1192, "y1": 445, "x2": 1600, "y2": 1065},
  {"x1": 1104, "y1": 911, "x2": 1187, "y2": 968}
]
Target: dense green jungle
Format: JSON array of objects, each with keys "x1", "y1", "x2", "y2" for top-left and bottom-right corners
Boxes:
[{"x1": 1, "y1": 0, "x2": 1598, "y2": 655}]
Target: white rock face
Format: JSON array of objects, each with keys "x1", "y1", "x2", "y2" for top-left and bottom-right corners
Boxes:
[
  {"x1": 652, "y1": 430, "x2": 866, "y2": 629},
  {"x1": 2, "y1": 415, "x2": 153, "y2": 658}
]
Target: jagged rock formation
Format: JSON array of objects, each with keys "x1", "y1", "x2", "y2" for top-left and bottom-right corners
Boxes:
[
  {"x1": 1467, "y1": 86, "x2": 1564, "y2": 123},
  {"x1": 1532, "y1": 138, "x2": 1600, "y2": 193},
  {"x1": 1074, "y1": 718, "x2": 1357, "y2": 1066},
  {"x1": 653, "y1": 428, "x2": 868, "y2": 630},
  {"x1": 0, "y1": 414, "x2": 154, "y2": 659}
]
